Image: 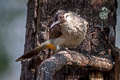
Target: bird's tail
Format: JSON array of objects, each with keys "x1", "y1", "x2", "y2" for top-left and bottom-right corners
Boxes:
[{"x1": 16, "y1": 40, "x2": 56, "y2": 62}]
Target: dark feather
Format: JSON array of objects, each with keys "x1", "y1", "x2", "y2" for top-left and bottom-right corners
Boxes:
[{"x1": 49, "y1": 24, "x2": 62, "y2": 39}]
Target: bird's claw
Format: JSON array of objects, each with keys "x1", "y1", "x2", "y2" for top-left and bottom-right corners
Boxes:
[{"x1": 85, "y1": 53, "x2": 93, "y2": 61}]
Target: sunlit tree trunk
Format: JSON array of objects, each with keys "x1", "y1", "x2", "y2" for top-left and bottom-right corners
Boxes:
[{"x1": 20, "y1": 0, "x2": 119, "y2": 80}]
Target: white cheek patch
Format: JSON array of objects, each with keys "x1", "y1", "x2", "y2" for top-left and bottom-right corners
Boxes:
[
  {"x1": 66, "y1": 17, "x2": 71, "y2": 21},
  {"x1": 66, "y1": 16, "x2": 72, "y2": 22}
]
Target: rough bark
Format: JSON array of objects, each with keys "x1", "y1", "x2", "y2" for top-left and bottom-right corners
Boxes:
[
  {"x1": 20, "y1": 0, "x2": 118, "y2": 80},
  {"x1": 36, "y1": 50, "x2": 113, "y2": 80},
  {"x1": 113, "y1": 47, "x2": 120, "y2": 80}
]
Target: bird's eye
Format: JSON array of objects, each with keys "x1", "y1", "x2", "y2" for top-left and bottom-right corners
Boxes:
[{"x1": 65, "y1": 15, "x2": 69, "y2": 18}]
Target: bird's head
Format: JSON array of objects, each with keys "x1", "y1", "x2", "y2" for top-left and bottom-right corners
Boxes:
[{"x1": 50, "y1": 10, "x2": 72, "y2": 29}]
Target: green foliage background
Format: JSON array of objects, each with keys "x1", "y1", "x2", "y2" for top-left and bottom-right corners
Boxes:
[{"x1": 0, "y1": 0, "x2": 26, "y2": 80}]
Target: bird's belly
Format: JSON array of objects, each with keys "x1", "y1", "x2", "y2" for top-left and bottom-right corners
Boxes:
[
  {"x1": 61, "y1": 25, "x2": 86, "y2": 48},
  {"x1": 62, "y1": 34, "x2": 84, "y2": 48}
]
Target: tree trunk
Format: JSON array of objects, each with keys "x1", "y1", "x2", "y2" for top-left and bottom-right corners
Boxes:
[{"x1": 20, "y1": 0, "x2": 119, "y2": 80}]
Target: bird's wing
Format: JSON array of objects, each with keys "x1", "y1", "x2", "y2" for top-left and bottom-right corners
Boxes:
[{"x1": 49, "y1": 24, "x2": 62, "y2": 39}]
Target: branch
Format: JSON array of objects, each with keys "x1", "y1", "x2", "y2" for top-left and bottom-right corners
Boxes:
[{"x1": 37, "y1": 50, "x2": 113, "y2": 80}]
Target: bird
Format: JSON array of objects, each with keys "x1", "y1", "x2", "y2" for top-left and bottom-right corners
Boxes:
[{"x1": 16, "y1": 10, "x2": 88, "y2": 62}]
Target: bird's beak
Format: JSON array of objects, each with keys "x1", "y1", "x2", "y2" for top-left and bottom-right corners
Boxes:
[{"x1": 50, "y1": 20, "x2": 61, "y2": 29}]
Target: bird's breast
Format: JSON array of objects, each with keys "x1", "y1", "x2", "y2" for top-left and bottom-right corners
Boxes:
[
  {"x1": 61, "y1": 23, "x2": 85, "y2": 37},
  {"x1": 61, "y1": 24, "x2": 86, "y2": 47}
]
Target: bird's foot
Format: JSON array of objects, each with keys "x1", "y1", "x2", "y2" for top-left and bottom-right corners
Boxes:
[
  {"x1": 55, "y1": 47, "x2": 71, "y2": 54},
  {"x1": 55, "y1": 47, "x2": 66, "y2": 53},
  {"x1": 85, "y1": 53, "x2": 93, "y2": 61},
  {"x1": 65, "y1": 48, "x2": 71, "y2": 54}
]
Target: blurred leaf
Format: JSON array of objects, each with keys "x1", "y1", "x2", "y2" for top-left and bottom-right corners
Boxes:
[{"x1": 0, "y1": 36, "x2": 10, "y2": 74}]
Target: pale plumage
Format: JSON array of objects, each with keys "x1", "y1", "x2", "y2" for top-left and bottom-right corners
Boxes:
[{"x1": 16, "y1": 10, "x2": 88, "y2": 62}]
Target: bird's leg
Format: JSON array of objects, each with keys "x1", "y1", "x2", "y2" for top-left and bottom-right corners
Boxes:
[
  {"x1": 55, "y1": 45, "x2": 71, "y2": 54},
  {"x1": 85, "y1": 53, "x2": 93, "y2": 61},
  {"x1": 80, "y1": 51, "x2": 93, "y2": 61},
  {"x1": 55, "y1": 45, "x2": 66, "y2": 53}
]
